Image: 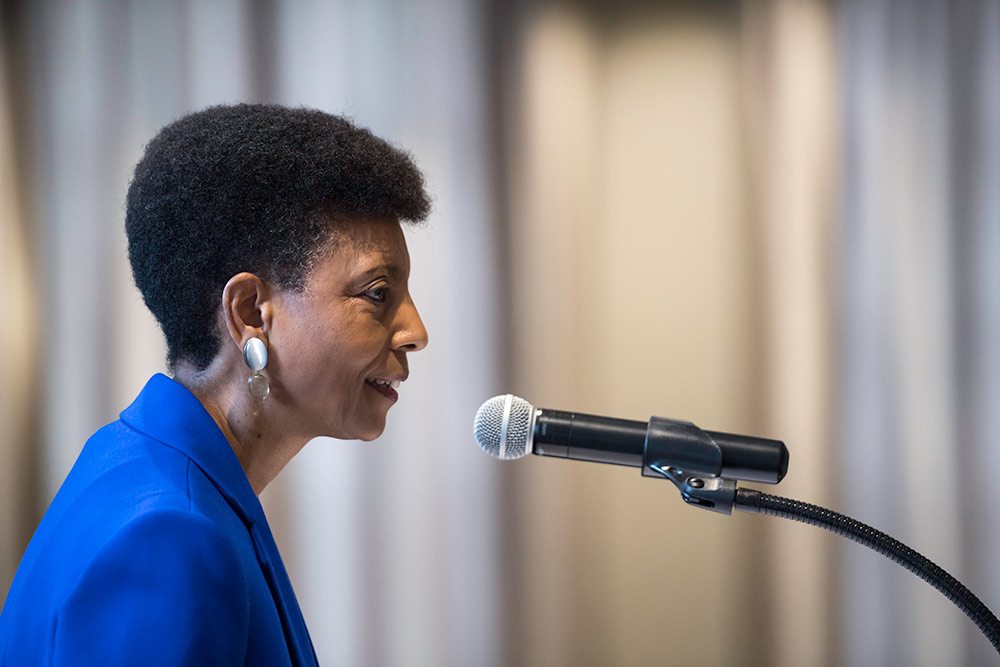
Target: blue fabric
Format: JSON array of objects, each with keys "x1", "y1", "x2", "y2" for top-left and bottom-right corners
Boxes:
[{"x1": 0, "y1": 374, "x2": 318, "y2": 666}]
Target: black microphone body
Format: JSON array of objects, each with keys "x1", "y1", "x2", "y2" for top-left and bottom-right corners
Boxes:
[
  {"x1": 533, "y1": 410, "x2": 646, "y2": 466},
  {"x1": 531, "y1": 408, "x2": 788, "y2": 484}
]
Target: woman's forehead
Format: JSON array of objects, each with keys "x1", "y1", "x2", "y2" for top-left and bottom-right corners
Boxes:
[
  {"x1": 343, "y1": 220, "x2": 406, "y2": 257},
  {"x1": 330, "y1": 217, "x2": 405, "y2": 250},
  {"x1": 316, "y1": 219, "x2": 410, "y2": 278}
]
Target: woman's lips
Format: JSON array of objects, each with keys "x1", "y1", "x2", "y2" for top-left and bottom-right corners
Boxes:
[{"x1": 365, "y1": 378, "x2": 399, "y2": 402}]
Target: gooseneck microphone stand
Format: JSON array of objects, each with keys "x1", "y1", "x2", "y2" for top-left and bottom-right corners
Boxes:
[{"x1": 642, "y1": 417, "x2": 1000, "y2": 656}]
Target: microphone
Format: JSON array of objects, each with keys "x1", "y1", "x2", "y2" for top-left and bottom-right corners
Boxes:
[{"x1": 473, "y1": 395, "x2": 788, "y2": 484}]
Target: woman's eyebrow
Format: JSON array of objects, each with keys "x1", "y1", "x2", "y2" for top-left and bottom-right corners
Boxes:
[{"x1": 355, "y1": 262, "x2": 399, "y2": 280}]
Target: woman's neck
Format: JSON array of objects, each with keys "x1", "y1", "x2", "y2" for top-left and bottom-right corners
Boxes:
[{"x1": 172, "y1": 359, "x2": 309, "y2": 495}]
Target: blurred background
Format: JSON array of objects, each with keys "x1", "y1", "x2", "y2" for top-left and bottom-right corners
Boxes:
[{"x1": 1, "y1": 0, "x2": 998, "y2": 665}]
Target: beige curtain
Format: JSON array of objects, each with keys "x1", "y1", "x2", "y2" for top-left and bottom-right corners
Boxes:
[
  {"x1": 741, "y1": 1, "x2": 839, "y2": 663},
  {"x1": 4, "y1": 0, "x2": 999, "y2": 665},
  {"x1": 510, "y1": 5, "x2": 772, "y2": 665},
  {"x1": 502, "y1": 0, "x2": 998, "y2": 665}
]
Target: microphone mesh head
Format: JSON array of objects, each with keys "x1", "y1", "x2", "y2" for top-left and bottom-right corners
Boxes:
[{"x1": 473, "y1": 394, "x2": 535, "y2": 460}]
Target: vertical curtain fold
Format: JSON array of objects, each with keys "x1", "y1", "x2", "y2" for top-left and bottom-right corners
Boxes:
[
  {"x1": 0, "y1": 5, "x2": 41, "y2": 610},
  {"x1": 952, "y1": 1, "x2": 1000, "y2": 663},
  {"x1": 740, "y1": 1, "x2": 839, "y2": 664},
  {"x1": 838, "y1": 1, "x2": 999, "y2": 664}
]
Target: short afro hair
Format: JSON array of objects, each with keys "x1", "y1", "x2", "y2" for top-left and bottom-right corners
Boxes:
[{"x1": 125, "y1": 103, "x2": 430, "y2": 371}]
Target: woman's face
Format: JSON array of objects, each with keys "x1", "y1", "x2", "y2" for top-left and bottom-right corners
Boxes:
[{"x1": 268, "y1": 217, "x2": 428, "y2": 441}]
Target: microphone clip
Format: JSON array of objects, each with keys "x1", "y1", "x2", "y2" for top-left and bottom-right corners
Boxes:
[
  {"x1": 646, "y1": 463, "x2": 738, "y2": 515},
  {"x1": 641, "y1": 415, "x2": 785, "y2": 514}
]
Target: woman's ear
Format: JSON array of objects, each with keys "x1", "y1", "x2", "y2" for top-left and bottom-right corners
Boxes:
[{"x1": 221, "y1": 272, "x2": 273, "y2": 350}]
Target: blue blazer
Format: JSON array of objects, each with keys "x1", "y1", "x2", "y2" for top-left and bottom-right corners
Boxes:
[{"x1": 0, "y1": 374, "x2": 318, "y2": 666}]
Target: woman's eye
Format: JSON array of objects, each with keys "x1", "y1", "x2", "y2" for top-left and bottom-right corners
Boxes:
[{"x1": 364, "y1": 286, "x2": 388, "y2": 302}]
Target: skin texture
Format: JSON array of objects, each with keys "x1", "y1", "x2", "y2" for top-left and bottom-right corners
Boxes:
[{"x1": 173, "y1": 218, "x2": 428, "y2": 495}]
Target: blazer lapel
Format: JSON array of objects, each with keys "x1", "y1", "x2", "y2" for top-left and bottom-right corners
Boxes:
[{"x1": 250, "y1": 520, "x2": 319, "y2": 667}]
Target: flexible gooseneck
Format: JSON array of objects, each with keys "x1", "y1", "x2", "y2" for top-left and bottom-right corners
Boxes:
[
  {"x1": 734, "y1": 489, "x2": 1000, "y2": 654},
  {"x1": 644, "y1": 462, "x2": 1000, "y2": 656}
]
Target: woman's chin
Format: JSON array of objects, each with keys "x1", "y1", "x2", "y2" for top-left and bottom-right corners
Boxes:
[
  {"x1": 332, "y1": 419, "x2": 386, "y2": 442},
  {"x1": 353, "y1": 424, "x2": 384, "y2": 442}
]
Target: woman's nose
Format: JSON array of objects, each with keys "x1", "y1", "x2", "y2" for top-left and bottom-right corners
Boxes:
[{"x1": 392, "y1": 294, "x2": 428, "y2": 352}]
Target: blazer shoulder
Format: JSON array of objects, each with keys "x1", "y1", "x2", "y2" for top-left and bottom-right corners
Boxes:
[{"x1": 53, "y1": 508, "x2": 252, "y2": 665}]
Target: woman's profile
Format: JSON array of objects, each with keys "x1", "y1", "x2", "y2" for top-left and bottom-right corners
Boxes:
[{"x1": 0, "y1": 104, "x2": 430, "y2": 665}]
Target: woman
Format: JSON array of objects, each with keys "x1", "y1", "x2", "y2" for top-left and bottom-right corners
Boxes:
[{"x1": 0, "y1": 104, "x2": 429, "y2": 665}]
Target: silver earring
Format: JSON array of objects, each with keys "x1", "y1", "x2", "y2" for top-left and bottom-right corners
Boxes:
[{"x1": 243, "y1": 337, "x2": 270, "y2": 400}]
